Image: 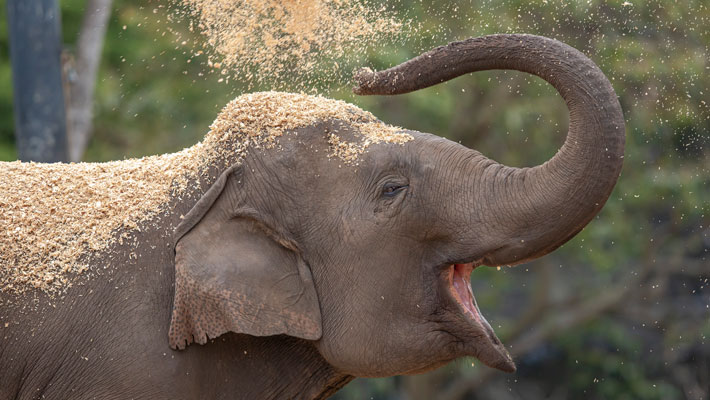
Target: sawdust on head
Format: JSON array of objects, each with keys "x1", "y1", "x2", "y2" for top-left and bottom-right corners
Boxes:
[
  {"x1": 171, "y1": 0, "x2": 408, "y2": 90},
  {"x1": 0, "y1": 92, "x2": 412, "y2": 296}
]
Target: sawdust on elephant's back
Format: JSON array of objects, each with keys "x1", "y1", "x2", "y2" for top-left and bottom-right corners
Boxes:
[
  {"x1": 0, "y1": 149, "x2": 206, "y2": 298},
  {"x1": 0, "y1": 92, "x2": 411, "y2": 297},
  {"x1": 171, "y1": 0, "x2": 409, "y2": 90}
]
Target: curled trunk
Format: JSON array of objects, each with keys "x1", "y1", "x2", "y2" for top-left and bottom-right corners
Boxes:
[{"x1": 354, "y1": 34, "x2": 625, "y2": 266}]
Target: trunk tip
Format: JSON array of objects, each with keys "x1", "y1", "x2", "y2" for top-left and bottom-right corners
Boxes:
[{"x1": 353, "y1": 67, "x2": 378, "y2": 95}]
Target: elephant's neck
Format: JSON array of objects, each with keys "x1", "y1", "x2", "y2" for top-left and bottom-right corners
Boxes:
[
  {"x1": 208, "y1": 335, "x2": 353, "y2": 399},
  {"x1": 258, "y1": 360, "x2": 352, "y2": 400}
]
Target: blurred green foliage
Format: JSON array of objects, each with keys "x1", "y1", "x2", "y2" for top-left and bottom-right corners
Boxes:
[{"x1": 0, "y1": 0, "x2": 707, "y2": 398}]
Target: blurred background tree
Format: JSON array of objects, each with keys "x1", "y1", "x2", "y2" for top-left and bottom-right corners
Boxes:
[{"x1": 1, "y1": 0, "x2": 707, "y2": 398}]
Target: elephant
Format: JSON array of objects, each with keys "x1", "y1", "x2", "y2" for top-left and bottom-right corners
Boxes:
[{"x1": 0, "y1": 34, "x2": 624, "y2": 399}]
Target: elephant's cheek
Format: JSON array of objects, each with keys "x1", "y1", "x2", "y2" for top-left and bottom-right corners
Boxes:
[
  {"x1": 313, "y1": 332, "x2": 383, "y2": 376},
  {"x1": 313, "y1": 323, "x2": 443, "y2": 377}
]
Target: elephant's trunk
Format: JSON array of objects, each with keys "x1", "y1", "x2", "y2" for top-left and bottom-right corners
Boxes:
[{"x1": 354, "y1": 34, "x2": 625, "y2": 266}]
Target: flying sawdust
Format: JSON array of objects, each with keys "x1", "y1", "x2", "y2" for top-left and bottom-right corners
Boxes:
[{"x1": 170, "y1": 0, "x2": 409, "y2": 91}]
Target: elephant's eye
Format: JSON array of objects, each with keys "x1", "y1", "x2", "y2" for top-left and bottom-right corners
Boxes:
[{"x1": 382, "y1": 182, "x2": 408, "y2": 197}]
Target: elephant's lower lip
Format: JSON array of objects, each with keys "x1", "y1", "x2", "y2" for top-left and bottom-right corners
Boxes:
[{"x1": 445, "y1": 263, "x2": 516, "y2": 373}]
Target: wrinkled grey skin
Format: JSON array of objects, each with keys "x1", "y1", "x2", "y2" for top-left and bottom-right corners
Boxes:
[{"x1": 0, "y1": 35, "x2": 624, "y2": 399}]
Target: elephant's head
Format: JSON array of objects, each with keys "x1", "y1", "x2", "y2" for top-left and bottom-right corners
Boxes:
[{"x1": 168, "y1": 34, "x2": 624, "y2": 377}]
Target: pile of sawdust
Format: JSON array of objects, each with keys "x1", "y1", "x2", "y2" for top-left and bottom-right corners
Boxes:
[
  {"x1": 0, "y1": 92, "x2": 411, "y2": 296},
  {"x1": 171, "y1": 0, "x2": 408, "y2": 90}
]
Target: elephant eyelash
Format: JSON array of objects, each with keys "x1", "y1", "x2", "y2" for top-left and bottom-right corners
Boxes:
[{"x1": 382, "y1": 183, "x2": 408, "y2": 197}]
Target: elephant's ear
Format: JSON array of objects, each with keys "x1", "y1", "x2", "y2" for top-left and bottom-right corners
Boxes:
[{"x1": 169, "y1": 166, "x2": 322, "y2": 350}]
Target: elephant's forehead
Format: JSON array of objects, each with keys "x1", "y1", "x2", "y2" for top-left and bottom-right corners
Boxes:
[{"x1": 204, "y1": 91, "x2": 413, "y2": 163}]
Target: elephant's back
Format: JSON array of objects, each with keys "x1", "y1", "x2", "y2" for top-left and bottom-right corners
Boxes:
[{"x1": 0, "y1": 154, "x2": 197, "y2": 296}]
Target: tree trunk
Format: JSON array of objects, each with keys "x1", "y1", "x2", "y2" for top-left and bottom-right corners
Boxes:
[
  {"x1": 7, "y1": 0, "x2": 68, "y2": 162},
  {"x1": 65, "y1": 0, "x2": 113, "y2": 162}
]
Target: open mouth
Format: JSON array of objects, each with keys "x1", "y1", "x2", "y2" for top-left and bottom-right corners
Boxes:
[
  {"x1": 449, "y1": 263, "x2": 484, "y2": 323},
  {"x1": 445, "y1": 263, "x2": 516, "y2": 372}
]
